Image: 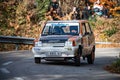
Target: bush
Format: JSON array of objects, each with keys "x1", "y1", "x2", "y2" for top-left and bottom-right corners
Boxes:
[
  {"x1": 112, "y1": 59, "x2": 120, "y2": 68},
  {"x1": 105, "y1": 59, "x2": 120, "y2": 74},
  {"x1": 104, "y1": 27, "x2": 118, "y2": 37}
]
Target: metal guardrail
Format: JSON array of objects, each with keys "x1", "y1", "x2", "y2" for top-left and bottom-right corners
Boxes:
[
  {"x1": 95, "y1": 42, "x2": 120, "y2": 44},
  {"x1": 1, "y1": 36, "x2": 119, "y2": 45},
  {"x1": 0, "y1": 36, "x2": 35, "y2": 50},
  {"x1": 0, "y1": 36, "x2": 120, "y2": 50},
  {"x1": 0, "y1": 36, "x2": 35, "y2": 44}
]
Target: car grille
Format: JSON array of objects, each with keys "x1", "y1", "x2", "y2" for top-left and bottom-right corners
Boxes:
[{"x1": 42, "y1": 43, "x2": 65, "y2": 47}]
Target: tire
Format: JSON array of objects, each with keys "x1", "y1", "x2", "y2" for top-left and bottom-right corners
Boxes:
[
  {"x1": 87, "y1": 50, "x2": 95, "y2": 64},
  {"x1": 74, "y1": 55, "x2": 80, "y2": 66},
  {"x1": 74, "y1": 46, "x2": 82, "y2": 66},
  {"x1": 34, "y1": 57, "x2": 41, "y2": 64}
]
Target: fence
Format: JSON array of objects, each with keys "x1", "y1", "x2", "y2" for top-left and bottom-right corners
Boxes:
[
  {"x1": 0, "y1": 36, "x2": 35, "y2": 50},
  {"x1": 0, "y1": 36, "x2": 120, "y2": 50}
]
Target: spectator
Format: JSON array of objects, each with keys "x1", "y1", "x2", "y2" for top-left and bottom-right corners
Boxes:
[
  {"x1": 93, "y1": 2, "x2": 103, "y2": 11},
  {"x1": 76, "y1": 6, "x2": 81, "y2": 20},
  {"x1": 71, "y1": 7, "x2": 78, "y2": 20},
  {"x1": 102, "y1": 4, "x2": 109, "y2": 18},
  {"x1": 49, "y1": 0, "x2": 59, "y2": 11},
  {"x1": 93, "y1": 2, "x2": 103, "y2": 16},
  {"x1": 49, "y1": 0, "x2": 62, "y2": 16},
  {"x1": 86, "y1": 3, "x2": 91, "y2": 18},
  {"x1": 82, "y1": 6, "x2": 89, "y2": 19},
  {"x1": 46, "y1": 0, "x2": 63, "y2": 20}
]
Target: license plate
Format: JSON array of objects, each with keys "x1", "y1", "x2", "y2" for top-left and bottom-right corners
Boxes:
[{"x1": 47, "y1": 52, "x2": 61, "y2": 56}]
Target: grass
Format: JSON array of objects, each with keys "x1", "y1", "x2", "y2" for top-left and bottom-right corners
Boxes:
[
  {"x1": 105, "y1": 58, "x2": 120, "y2": 74},
  {"x1": 89, "y1": 16, "x2": 120, "y2": 42},
  {"x1": 104, "y1": 27, "x2": 118, "y2": 37}
]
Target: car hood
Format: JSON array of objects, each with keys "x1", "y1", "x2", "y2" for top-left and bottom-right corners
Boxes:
[{"x1": 40, "y1": 35, "x2": 78, "y2": 43}]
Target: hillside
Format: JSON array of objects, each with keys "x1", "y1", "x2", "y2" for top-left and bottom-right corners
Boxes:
[
  {"x1": 90, "y1": 16, "x2": 120, "y2": 43},
  {"x1": 0, "y1": 0, "x2": 120, "y2": 51}
]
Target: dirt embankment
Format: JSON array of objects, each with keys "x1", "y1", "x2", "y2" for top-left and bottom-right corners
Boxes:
[
  {"x1": 0, "y1": 17, "x2": 120, "y2": 51},
  {"x1": 91, "y1": 16, "x2": 120, "y2": 48}
]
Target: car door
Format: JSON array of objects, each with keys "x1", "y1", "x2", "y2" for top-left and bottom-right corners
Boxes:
[
  {"x1": 81, "y1": 23, "x2": 89, "y2": 56},
  {"x1": 85, "y1": 22, "x2": 95, "y2": 54}
]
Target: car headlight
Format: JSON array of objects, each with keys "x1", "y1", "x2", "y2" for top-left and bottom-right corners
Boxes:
[
  {"x1": 65, "y1": 41, "x2": 73, "y2": 46},
  {"x1": 35, "y1": 41, "x2": 42, "y2": 47},
  {"x1": 65, "y1": 40, "x2": 77, "y2": 47}
]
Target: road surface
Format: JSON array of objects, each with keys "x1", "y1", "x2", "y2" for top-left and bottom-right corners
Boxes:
[{"x1": 0, "y1": 48, "x2": 120, "y2": 80}]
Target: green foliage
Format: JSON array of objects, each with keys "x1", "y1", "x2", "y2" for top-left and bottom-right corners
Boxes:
[
  {"x1": 105, "y1": 58, "x2": 120, "y2": 74},
  {"x1": 0, "y1": 0, "x2": 18, "y2": 28},
  {"x1": 0, "y1": 31, "x2": 3, "y2": 35},
  {"x1": 36, "y1": 0, "x2": 50, "y2": 21},
  {"x1": 104, "y1": 27, "x2": 118, "y2": 37},
  {"x1": 112, "y1": 59, "x2": 120, "y2": 68},
  {"x1": 89, "y1": 16, "x2": 97, "y2": 29},
  {"x1": 111, "y1": 59, "x2": 120, "y2": 73}
]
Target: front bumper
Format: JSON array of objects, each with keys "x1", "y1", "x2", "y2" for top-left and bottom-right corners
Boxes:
[{"x1": 32, "y1": 46, "x2": 78, "y2": 58}]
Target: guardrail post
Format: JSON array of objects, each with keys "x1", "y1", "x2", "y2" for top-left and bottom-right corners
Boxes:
[
  {"x1": 119, "y1": 52, "x2": 120, "y2": 59},
  {"x1": 15, "y1": 44, "x2": 19, "y2": 51}
]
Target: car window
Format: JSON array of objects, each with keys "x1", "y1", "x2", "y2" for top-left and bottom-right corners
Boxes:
[
  {"x1": 82, "y1": 23, "x2": 86, "y2": 35},
  {"x1": 85, "y1": 23, "x2": 92, "y2": 34},
  {"x1": 62, "y1": 26, "x2": 78, "y2": 34},
  {"x1": 42, "y1": 22, "x2": 79, "y2": 35},
  {"x1": 42, "y1": 25, "x2": 50, "y2": 34}
]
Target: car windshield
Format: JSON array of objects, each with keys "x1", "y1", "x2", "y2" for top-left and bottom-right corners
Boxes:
[{"x1": 42, "y1": 22, "x2": 79, "y2": 35}]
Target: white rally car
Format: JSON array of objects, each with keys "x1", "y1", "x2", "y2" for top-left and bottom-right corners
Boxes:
[{"x1": 32, "y1": 20, "x2": 95, "y2": 66}]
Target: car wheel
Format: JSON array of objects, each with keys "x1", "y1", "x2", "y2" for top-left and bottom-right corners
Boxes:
[
  {"x1": 35, "y1": 57, "x2": 41, "y2": 64},
  {"x1": 74, "y1": 54, "x2": 80, "y2": 66},
  {"x1": 87, "y1": 50, "x2": 95, "y2": 64}
]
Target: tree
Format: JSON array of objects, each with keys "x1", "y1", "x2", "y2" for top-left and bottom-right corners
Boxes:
[{"x1": 36, "y1": 0, "x2": 50, "y2": 21}]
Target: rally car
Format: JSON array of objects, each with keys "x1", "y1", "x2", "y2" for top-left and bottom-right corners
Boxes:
[{"x1": 32, "y1": 20, "x2": 95, "y2": 66}]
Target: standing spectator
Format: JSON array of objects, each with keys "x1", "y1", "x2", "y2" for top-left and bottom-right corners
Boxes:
[
  {"x1": 93, "y1": 2, "x2": 103, "y2": 16},
  {"x1": 82, "y1": 5, "x2": 89, "y2": 19},
  {"x1": 49, "y1": 0, "x2": 62, "y2": 17},
  {"x1": 102, "y1": 4, "x2": 109, "y2": 18},
  {"x1": 46, "y1": 0, "x2": 62, "y2": 20},
  {"x1": 86, "y1": 3, "x2": 91, "y2": 18},
  {"x1": 49, "y1": 0, "x2": 59, "y2": 10},
  {"x1": 76, "y1": 6, "x2": 81, "y2": 20}
]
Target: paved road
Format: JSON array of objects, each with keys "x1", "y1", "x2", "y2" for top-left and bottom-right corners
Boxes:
[{"x1": 0, "y1": 48, "x2": 120, "y2": 80}]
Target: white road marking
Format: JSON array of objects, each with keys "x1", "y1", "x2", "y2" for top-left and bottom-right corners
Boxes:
[
  {"x1": 0, "y1": 68, "x2": 10, "y2": 74},
  {"x1": 14, "y1": 77, "x2": 24, "y2": 80},
  {"x1": 2, "y1": 61, "x2": 13, "y2": 66}
]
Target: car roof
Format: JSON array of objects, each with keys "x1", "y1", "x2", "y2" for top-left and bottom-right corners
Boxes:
[{"x1": 47, "y1": 20, "x2": 88, "y2": 23}]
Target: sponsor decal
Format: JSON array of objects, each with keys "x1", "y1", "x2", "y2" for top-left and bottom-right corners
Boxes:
[
  {"x1": 65, "y1": 47, "x2": 72, "y2": 51},
  {"x1": 48, "y1": 40, "x2": 60, "y2": 43},
  {"x1": 46, "y1": 23, "x2": 79, "y2": 27}
]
